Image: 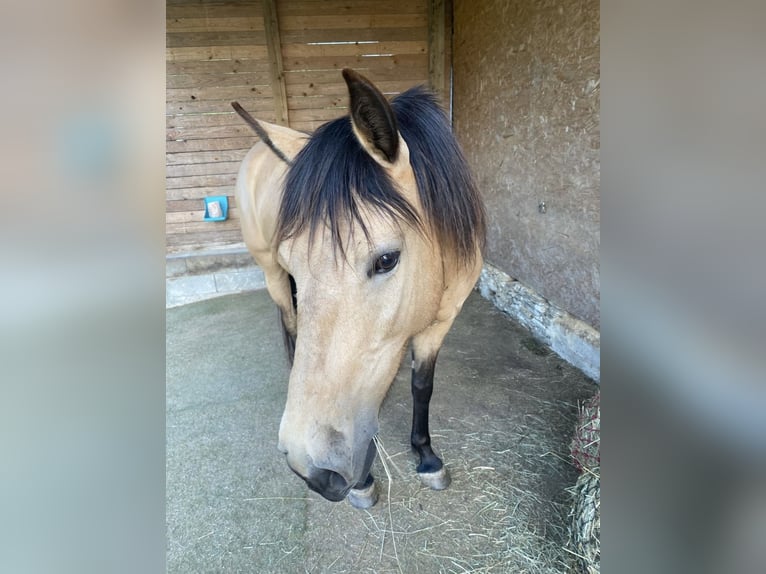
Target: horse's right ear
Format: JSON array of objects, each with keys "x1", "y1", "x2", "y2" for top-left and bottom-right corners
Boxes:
[
  {"x1": 231, "y1": 102, "x2": 307, "y2": 164},
  {"x1": 342, "y1": 68, "x2": 399, "y2": 164}
]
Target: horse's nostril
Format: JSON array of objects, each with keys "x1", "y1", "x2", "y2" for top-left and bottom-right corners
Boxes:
[{"x1": 305, "y1": 468, "x2": 349, "y2": 501}]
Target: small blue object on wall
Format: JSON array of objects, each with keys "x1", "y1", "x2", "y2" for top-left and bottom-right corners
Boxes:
[{"x1": 203, "y1": 196, "x2": 229, "y2": 221}]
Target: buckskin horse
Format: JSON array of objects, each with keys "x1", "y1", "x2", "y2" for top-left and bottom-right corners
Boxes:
[{"x1": 232, "y1": 69, "x2": 485, "y2": 508}]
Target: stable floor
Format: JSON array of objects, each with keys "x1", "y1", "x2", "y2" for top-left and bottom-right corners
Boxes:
[{"x1": 166, "y1": 289, "x2": 596, "y2": 573}]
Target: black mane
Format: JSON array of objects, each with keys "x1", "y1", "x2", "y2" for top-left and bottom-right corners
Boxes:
[{"x1": 276, "y1": 85, "x2": 486, "y2": 266}]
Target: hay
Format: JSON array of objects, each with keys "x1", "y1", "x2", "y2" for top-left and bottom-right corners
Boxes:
[
  {"x1": 567, "y1": 391, "x2": 600, "y2": 574},
  {"x1": 570, "y1": 392, "x2": 600, "y2": 472},
  {"x1": 568, "y1": 471, "x2": 600, "y2": 574}
]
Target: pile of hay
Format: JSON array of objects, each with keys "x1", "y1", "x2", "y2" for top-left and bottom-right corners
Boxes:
[{"x1": 568, "y1": 390, "x2": 600, "y2": 573}]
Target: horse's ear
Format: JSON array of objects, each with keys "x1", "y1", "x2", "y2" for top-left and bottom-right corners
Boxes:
[{"x1": 342, "y1": 68, "x2": 399, "y2": 164}]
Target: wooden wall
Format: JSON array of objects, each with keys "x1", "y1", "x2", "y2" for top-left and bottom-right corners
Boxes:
[{"x1": 166, "y1": 0, "x2": 439, "y2": 254}]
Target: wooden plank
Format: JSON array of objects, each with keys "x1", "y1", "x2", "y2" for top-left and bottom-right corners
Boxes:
[
  {"x1": 280, "y1": 14, "x2": 427, "y2": 30},
  {"x1": 166, "y1": 207, "x2": 240, "y2": 225},
  {"x1": 166, "y1": 137, "x2": 258, "y2": 154},
  {"x1": 284, "y1": 66, "x2": 427, "y2": 87},
  {"x1": 167, "y1": 71, "x2": 273, "y2": 89},
  {"x1": 282, "y1": 79, "x2": 419, "y2": 98},
  {"x1": 166, "y1": 219, "x2": 242, "y2": 235},
  {"x1": 262, "y1": 0, "x2": 289, "y2": 126},
  {"x1": 166, "y1": 45, "x2": 268, "y2": 62},
  {"x1": 166, "y1": 173, "x2": 238, "y2": 189},
  {"x1": 167, "y1": 97, "x2": 274, "y2": 115},
  {"x1": 281, "y1": 41, "x2": 426, "y2": 58},
  {"x1": 167, "y1": 185, "x2": 237, "y2": 201},
  {"x1": 167, "y1": 112, "x2": 254, "y2": 130},
  {"x1": 166, "y1": 229, "x2": 245, "y2": 249},
  {"x1": 167, "y1": 1, "x2": 262, "y2": 20},
  {"x1": 277, "y1": 1, "x2": 426, "y2": 17},
  {"x1": 166, "y1": 85, "x2": 271, "y2": 102},
  {"x1": 167, "y1": 124, "x2": 267, "y2": 141},
  {"x1": 167, "y1": 161, "x2": 242, "y2": 178},
  {"x1": 166, "y1": 31, "x2": 266, "y2": 48},
  {"x1": 167, "y1": 149, "x2": 250, "y2": 166},
  {"x1": 166, "y1": 17, "x2": 265, "y2": 33},
  {"x1": 280, "y1": 27, "x2": 426, "y2": 44},
  {"x1": 282, "y1": 53, "x2": 427, "y2": 72},
  {"x1": 167, "y1": 197, "x2": 239, "y2": 213},
  {"x1": 166, "y1": 58, "x2": 270, "y2": 76},
  {"x1": 288, "y1": 107, "x2": 347, "y2": 124},
  {"x1": 286, "y1": 94, "x2": 347, "y2": 111}
]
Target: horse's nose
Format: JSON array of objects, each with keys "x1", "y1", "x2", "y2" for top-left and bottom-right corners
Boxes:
[{"x1": 304, "y1": 467, "x2": 349, "y2": 502}]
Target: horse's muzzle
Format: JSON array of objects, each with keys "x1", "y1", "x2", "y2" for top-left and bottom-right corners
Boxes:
[{"x1": 302, "y1": 467, "x2": 350, "y2": 502}]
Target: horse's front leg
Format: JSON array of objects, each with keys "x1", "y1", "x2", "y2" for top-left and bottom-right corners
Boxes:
[{"x1": 410, "y1": 349, "x2": 451, "y2": 490}]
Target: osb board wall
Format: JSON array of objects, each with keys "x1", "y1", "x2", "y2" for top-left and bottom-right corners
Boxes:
[
  {"x1": 453, "y1": 0, "x2": 600, "y2": 328},
  {"x1": 166, "y1": 0, "x2": 436, "y2": 254}
]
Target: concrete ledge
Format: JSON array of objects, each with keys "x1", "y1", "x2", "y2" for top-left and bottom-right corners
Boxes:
[
  {"x1": 166, "y1": 248, "x2": 266, "y2": 308},
  {"x1": 477, "y1": 262, "x2": 600, "y2": 381},
  {"x1": 166, "y1": 246, "x2": 254, "y2": 278}
]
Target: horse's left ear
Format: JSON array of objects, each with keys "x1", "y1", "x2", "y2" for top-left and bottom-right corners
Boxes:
[{"x1": 342, "y1": 68, "x2": 399, "y2": 164}]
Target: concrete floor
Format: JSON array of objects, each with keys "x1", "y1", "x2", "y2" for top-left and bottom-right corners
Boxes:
[{"x1": 167, "y1": 289, "x2": 596, "y2": 573}]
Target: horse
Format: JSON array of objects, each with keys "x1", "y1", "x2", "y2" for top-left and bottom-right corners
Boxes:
[{"x1": 232, "y1": 69, "x2": 485, "y2": 508}]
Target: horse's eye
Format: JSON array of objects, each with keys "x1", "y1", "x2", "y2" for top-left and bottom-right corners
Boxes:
[{"x1": 373, "y1": 250, "x2": 400, "y2": 275}]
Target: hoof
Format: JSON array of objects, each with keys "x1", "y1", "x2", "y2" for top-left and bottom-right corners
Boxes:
[
  {"x1": 418, "y1": 466, "x2": 451, "y2": 490},
  {"x1": 347, "y1": 481, "x2": 379, "y2": 509}
]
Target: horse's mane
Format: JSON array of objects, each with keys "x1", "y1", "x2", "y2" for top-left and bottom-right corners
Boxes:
[{"x1": 276, "y1": 85, "x2": 486, "y2": 267}]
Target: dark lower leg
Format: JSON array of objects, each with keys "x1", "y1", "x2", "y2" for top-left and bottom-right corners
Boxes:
[
  {"x1": 410, "y1": 352, "x2": 443, "y2": 474},
  {"x1": 352, "y1": 473, "x2": 374, "y2": 490}
]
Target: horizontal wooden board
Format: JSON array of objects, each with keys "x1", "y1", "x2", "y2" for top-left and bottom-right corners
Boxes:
[
  {"x1": 167, "y1": 123, "x2": 270, "y2": 141},
  {"x1": 167, "y1": 112, "x2": 255, "y2": 130},
  {"x1": 167, "y1": 97, "x2": 275, "y2": 115},
  {"x1": 277, "y1": 1, "x2": 426, "y2": 17},
  {"x1": 166, "y1": 206, "x2": 240, "y2": 225},
  {"x1": 167, "y1": 197, "x2": 239, "y2": 213},
  {"x1": 167, "y1": 148, "x2": 250, "y2": 166},
  {"x1": 282, "y1": 53, "x2": 427, "y2": 72},
  {"x1": 167, "y1": 218, "x2": 241, "y2": 235},
  {"x1": 166, "y1": 137, "x2": 259, "y2": 154},
  {"x1": 166, "y1": 45, "x2": 268, "y2": 62},
  {"x1": 167, "y1": 160, "x2": 242, "y2": 178},
  {"x1": 280, "y1": 13, "x2": 426, "y2": 30},
  {"x1": 167, "y1": 185, "x2": 237, "y2": 201},
  {"x1": 284, "y1": 66, "x2": 427, "y2": 87},
  {"x1": 166, "y1": 229, "x2": 245, "y2": 250},
  {"x1": 167, "y1": 17, "x2": 265, "y2": 33},
  {"x1": 166, "y1": 31, "x2": 266, "y2": 48},
  {"x1": 282, "y1": 79, "x2": 419, "y2": 98},
  {"x1": 166, "y1": 173, "x2": 238, "y2": 189},
  {"x1": 167, "y1": 58, "x2": 270, "y2": 76},
  {"x1": 166, "y1": 84, "x2": 271, "y2": 102},
  {"x1": 286, "y1": 94, "x2": 346, "y2": 110},
  {"x1": 287, "y1": 107, "x2": 347, "y2": 123},
  {"x1": 166, "y1": 1, "x2": 262, "y2": 20},
  {"x1": 280, "y1": 27, "x2": 426, "y2": 45},
  {"x1": 167, "y1": 71, "x2": 274, "y2": 89},
  {"x1": 281, "y1": 41, "x2": 426, "y2": 58}
]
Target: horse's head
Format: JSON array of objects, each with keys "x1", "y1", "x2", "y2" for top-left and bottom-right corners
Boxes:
[{"x1": 273, "y1": 70, "x2": 447, "y2": 500}]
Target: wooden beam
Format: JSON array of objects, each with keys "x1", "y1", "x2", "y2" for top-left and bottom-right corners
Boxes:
[
  {"x1": 428, "y1": 0, "x2": 446, "y2": 101},
  {"x1": 262, "y1": 0, "x2": 289, "y2": 126}
]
